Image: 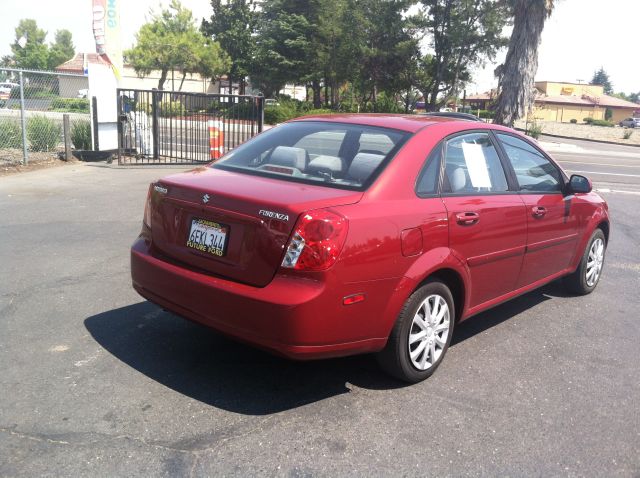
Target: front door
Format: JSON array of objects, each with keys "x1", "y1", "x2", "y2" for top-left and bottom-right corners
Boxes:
[
  {"x1": 495, "y1": 133, "x2": 578, "y2": 288},
  {"x1": 440, "y1": 132, "x2": 527, "y2": 310}
]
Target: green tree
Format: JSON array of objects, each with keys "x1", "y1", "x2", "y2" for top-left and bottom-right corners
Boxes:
[
  {"x1": 249, "y1": 0, "x2": 313, "y2": 97},
  {"x1": 47, "y1": 29, "x2": 75, "y2": 70},
  {"x1": 591, "y1": 67, "x2": 613, "y2": 95},
  {"x1": 10, "y1": 19, "x2": 49, "y2": 70},
  {"x1": 420, "y1": 0, "x2": 510, "y2": 111},
  {"x1": 202, "y1": 0, "x2": 256, "y2": 94},
  {"x1": 125, "y1": 0, "x2": 229, "y2": 90},
  {"x1": 493, "y1": 0, "x2": 555, "y2": 126},
  {"x1": 353, "y1": 0, "x2": 420, "y2": 109}
]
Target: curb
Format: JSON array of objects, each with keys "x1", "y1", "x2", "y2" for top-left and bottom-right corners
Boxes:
[{"x1": 514, "y1": 128, "x2": 640, "y2": 149}]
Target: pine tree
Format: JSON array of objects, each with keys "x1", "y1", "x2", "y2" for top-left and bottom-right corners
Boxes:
[{"x1": 591, "y1": 67, "x2": 613, "y2": 95}]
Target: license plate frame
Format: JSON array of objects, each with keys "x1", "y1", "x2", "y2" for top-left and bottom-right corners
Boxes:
[{"x1": 186, "y1": 218, "x2": 229, "y2": 257}]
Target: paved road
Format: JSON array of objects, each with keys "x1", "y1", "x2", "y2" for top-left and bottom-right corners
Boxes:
[
  {"x1": 540, "y1": 135, "x2": 640, "y2": 194},
  {"x1": 0, "y1": 141, "x2": 639, "y2": 476}
]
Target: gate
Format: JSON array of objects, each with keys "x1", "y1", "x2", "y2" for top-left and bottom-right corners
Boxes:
[{"x1": 117, "y1": 88, "x2": 264, "y2": 165}]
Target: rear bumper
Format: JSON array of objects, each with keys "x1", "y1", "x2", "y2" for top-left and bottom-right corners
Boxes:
[{"x1": 131, "y1": 237, "x2": 388, "y2": 359}]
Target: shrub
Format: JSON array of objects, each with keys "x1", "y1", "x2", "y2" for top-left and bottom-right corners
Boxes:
[
  {"x1": 0, "y1": 118, "x2": 22, "y2": 149},
  {"x1": 27, "y1": 115, "x2": 61, "y2": 152},
  {"x1": 477, "y1": 109, "x2": 495, "y2": 119},
  {"x1": 71, "y1": 121, "x2": 92, "y2": 150},
  {"x1": 10, "y1": 84, "x2": 56, "y2": 99},
  {"x1": 623, "y1": 129, "x2": 633, "y2": 140},
  {"x1": 569, "y1": 118, "x2": 578, "y2": 124},
  {"x1": 263, "y1": 103, "x2": 297, "y2": 124},
  {"x1": 223, "y1": 101, "x2": 260, "y2": 120},
  {"x1": 50, "y1": 98, "x2": 90, "y2": 113},
  {"x1": 583, "y1": 117, "x2": 594, "y2": 124},
  {"x1": 590, "y1": 119, "x2": 614, "y2": 127},
  {"x1": 159, "y1": 100, "x2": 185, "y2": 117},
  {"x1": 360, "y1": 92, "x2": 404, "y2": 114},
  {"x1": 297, "y1": 109, "x2": 334, "y2": 117},
  {"x1": 527, "y1": 121, "x2": 543, "y2": 139}
]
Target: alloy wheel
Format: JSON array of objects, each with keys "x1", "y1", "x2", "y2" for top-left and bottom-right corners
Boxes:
[
  {"x1": 408, "y1": 294, "x2": 451, "y2": 370},
  {"x1": 585, "y1": 237, "x2": 605, "y2": 287}
]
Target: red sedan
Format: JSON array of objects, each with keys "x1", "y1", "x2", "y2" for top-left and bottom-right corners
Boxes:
[{"x1": 131, "y1": 114, "x2": 609, "y2": 382}]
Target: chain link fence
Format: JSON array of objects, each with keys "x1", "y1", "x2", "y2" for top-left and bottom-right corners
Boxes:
[{"x1": 0, "y1": 67, "x2": 91, "y2": 167}]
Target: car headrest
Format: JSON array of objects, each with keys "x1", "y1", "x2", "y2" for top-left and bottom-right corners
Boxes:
[
  {"x1": 348, "y1": 152, "x2": 385, "y2": 183},
  {"x1": 269, "y1": 146, "x2": 308, "y2": 170},
  {"x1": 449, "y1": 167, "x2": 467, "y2": 192},
  {"x1": 307, "y1": 155, "x2": 344, "y2": 176}
]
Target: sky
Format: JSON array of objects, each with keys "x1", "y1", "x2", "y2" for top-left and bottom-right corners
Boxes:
[{"x1": 1, "y1": 0, "x2": 638, "y2": 94}]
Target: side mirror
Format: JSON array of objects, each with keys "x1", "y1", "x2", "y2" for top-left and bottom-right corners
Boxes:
[{"x1": 568, "y1": 174, "x2": 592, "y2": 194}]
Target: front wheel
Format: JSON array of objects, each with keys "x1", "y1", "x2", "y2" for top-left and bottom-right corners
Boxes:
[
  {"x1": 377, "y1": 281, "x2": 454, "y2": 383},
  {"x1": 565, "y1": 229, "x2": 606, "y2": 295}
]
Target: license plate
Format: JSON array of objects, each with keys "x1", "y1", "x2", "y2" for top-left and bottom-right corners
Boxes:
[{"x1": 186, "y1": 218, "x2": 229, "y2": 257}]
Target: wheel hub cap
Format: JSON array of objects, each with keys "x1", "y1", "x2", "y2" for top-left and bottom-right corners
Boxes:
[
  {"x1": 585, "y1": 237, "x2": 605, "y2": 287},
  {"x1": 408, "y1": 294, "x2": 450, "y2": 371}
]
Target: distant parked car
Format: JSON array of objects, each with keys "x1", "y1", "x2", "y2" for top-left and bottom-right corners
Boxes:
[
  {"x1": 422, "y1": 111, "x2": 483, "y2": 122},
  {"x1": 0, "y1": 81, "x2": 19, "y2": 101},
  {"x1": 264, "y1": 98, "x2": 280, "y2": 107},
  {"x1": 619, "y1": 117, "x2": 640, "y2": 128}
]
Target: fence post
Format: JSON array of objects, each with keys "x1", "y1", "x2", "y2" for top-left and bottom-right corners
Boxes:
[
  {"x1": 151, "y1": 88, "x2": 160, "y2": 159},
  {"x1": 91, "y1": 96, "x2": 99, "y2": 151},
  {"x1": 257, "y1": 95, "x2": 264, "y2": 133},
  {"x1": 62, "y1": 114, "x2": 71, "y2": 161},
  {"x1": 18, "y1": 71, "x2": 28, "y2": 165}
]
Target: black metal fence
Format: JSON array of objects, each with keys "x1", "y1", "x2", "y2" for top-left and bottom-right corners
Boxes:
[{"x1": 117, "y1": 88, "x2": 264, "y2": 165}]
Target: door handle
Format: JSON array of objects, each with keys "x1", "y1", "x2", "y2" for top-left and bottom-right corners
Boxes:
[
  {"x1": 456, "y1": 212, "x2": 480, "y2": 226},
  {"x1": 531, "y1": 206, "x2": 547, "y2": 218}
]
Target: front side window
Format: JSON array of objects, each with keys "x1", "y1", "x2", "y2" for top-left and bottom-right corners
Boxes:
[
  {"x1": 442, "y1": 132, "x2": 509, "y2": 194},
  {"x1": 496, "y1": 133, "x2": 562, "y2": 192},
  {"x1": 212, "y1": 121, "x2": 410, "y2": 190}
]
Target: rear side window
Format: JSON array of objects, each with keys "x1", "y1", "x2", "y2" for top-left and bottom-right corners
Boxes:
[
  {"x1": 496, "y1": 133, "x2": 562, "y2": 192},
  {"x1": 442, "y1": 132, "x2": 509, "y2": 194},
  {"x1": 213, "y1": 121, "x2": 410, "y2": 190},
  {"x1": 416, "y1": 143, "x2": 442, "y2": 196}
]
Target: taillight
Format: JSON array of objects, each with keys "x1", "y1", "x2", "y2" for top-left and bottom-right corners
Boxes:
[
  {"x1": 281, "y1": 209, "x2": 348, "y2": 271},
  {"x1": 143, "y1": 183, "x2": 153, "y2": 229}
]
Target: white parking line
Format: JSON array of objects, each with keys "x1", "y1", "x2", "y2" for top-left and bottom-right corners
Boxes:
[{"x1": 595, "y1": 188, "x2": 640, "y2": 195}]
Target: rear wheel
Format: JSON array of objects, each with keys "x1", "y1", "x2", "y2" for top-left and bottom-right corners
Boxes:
[
  {"x1": 377, "y1": 281, "x2": 454, "y2": 383},
  {"x1": 565, "y1": 229, "x2": 606, "y2": 295}
]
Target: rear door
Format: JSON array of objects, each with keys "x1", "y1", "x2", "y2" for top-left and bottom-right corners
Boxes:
[
  {"x1": 495, "y1": 133, "x2": 578, "y2": 288},
  {"x1": 440, "y1": 132, "x2": 527, "y2": 309}
]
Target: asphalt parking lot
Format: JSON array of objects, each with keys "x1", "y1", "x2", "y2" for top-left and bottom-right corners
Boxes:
[{"x1": 1, "y1": 140, "x2": 639, "y2": 476}]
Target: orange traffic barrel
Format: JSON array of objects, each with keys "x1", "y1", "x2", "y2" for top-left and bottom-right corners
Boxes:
[{"x1": 208, "y1": 120, "x2": 224, "y2": 159}]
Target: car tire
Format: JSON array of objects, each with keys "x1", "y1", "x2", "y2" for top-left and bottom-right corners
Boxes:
[
  {"x1": 377, "y1": 280, "x2": 455, "y2": 383},
  {"x1": 564, "y1": 229, "x2": 606, "y2": 295}
]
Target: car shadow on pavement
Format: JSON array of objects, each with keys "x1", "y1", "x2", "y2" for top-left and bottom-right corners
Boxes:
[
  {"x1": 451, "y1": 280, "x2": 571, "y2": 345},
  {"x1": 84, "y1": 280, "x2": 570, "y2": 415}
]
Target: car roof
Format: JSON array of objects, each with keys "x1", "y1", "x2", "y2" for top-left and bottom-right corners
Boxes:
[{"x1": 292, "y1": 113, "x2": 464, "y2": 133}]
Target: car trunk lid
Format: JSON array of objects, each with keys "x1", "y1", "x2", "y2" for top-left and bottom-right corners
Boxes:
[{"x1": 149, "y1": 167, "x2": 362, "y2": 287}]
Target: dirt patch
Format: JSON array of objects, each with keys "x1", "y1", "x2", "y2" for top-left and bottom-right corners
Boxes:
[{"x1": 0, "y1": 148, "x2": 74, "y2": 176}]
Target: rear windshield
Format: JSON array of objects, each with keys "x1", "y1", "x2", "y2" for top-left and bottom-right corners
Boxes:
[{"x1": 212, "y1": 121, "x2": 410, "y2": 190}]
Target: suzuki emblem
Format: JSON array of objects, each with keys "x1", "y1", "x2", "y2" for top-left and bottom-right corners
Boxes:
[{"x1": 202, "y1": 193, "x2": 210, "y2": 204}]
